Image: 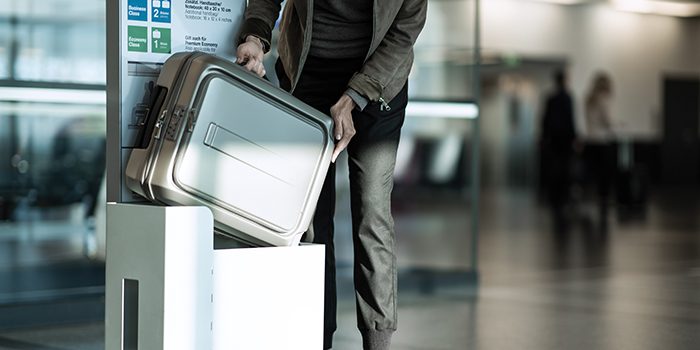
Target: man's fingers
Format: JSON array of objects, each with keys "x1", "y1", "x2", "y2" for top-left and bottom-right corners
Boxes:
[
  {"x1": 331, "y1": 121, "x2": 344, "y2": 162},
  {"x1": 331, "y1": 136, "x2": 351, "y2": 163},
  {"x1": 246, "y1": 60, "x2": 264, "y2": 77},
  {"x1": 236, "y1": 46, "x2": 252, "y2": 64},
  {"x1": 329, "y1": 97, "x2": 357, "y2": 162},
  {"x1": 333, "y1": 117, "x2": 344, "y2": 141},
  {"x1": 331, "y1": 142, "x2": 345, "y2": 163},
  {"x1": 331, "y1": 122, "x2": 355, "y2": 163},
  {"x1": 331, "y1": 147, "x2": 341, "y2": 163},
  {"x1": 244, "y1": 58, "x2": 258, "y2": 72},
  {"x1": 255, "y1": 62, "x2": 266, "y2": 77},
  {"x1": 235, "y1": 41, "x2": 268, "y2": 78}
]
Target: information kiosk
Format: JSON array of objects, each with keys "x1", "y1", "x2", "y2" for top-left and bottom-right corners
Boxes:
[{"x1": 105, "y1": 1, "x2": 325, "y2": 349}]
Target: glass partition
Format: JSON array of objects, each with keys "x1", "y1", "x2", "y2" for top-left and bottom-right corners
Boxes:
[
  {"x1": 333, "y1": 0, "x2": 481, "y2": 292},
  {"x1": 0, "y1": 0, "x2": 106, "y2": 328},
  {"x1": 0, "y1": 0, "x2": 105, "y2": 84}
]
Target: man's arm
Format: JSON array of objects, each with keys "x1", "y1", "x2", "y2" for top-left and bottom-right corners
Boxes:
[
  {"x1": 237, "y1": 0, "x2": 283, "y2": 53},
  {"x1": 347, "y1": 0, "x2": 428, "y2": 104},
  {"x1": 236, "y1": 0, "x2": 282, "y2": 76},
  {"x1": 330, "y1": 0, "x2": 427, "y2": 161}
]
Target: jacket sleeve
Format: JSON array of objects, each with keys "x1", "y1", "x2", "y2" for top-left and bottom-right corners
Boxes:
[
  {"x1": 237, "y1": 0, "x2": 284, "y2": 53},
  {"x1": 347, "y1": 0, "x2": 428, "y2": 102}
]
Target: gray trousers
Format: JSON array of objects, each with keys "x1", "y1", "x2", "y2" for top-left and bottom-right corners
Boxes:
[{"x1": 277, "y1": 56, "x2": 406, "y2": 349}]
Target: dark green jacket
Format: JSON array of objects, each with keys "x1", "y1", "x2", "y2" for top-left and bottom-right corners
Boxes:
[{"x1": 239, "y1": 0, "x2": 427, "y2": 105}]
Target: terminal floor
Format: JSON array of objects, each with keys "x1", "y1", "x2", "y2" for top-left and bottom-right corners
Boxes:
[{"x1": 1, "y1": 188, "x2": 700, "y2": 349}]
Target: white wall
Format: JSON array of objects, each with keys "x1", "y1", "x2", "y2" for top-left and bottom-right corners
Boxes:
[
  {"x1": 482, "y1": 0, "x2": 700, "y2": 138},
  {"x1": 414, "y1": 0, "x2": 700, "y2": 186},
  {"x1": 417, "y1": 0, "x2": 700, "y2": 137}
]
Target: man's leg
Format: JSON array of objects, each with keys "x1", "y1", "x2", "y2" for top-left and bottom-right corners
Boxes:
[
  {"x1": 306, "y1": 164, "x2": 338, "y2": 349},
  {"x1": 347, "y1": 84, "x2": 407, "y2": 350},
  {"x1": 276, "y1": 57, "x2": 350, "y2": 349}
]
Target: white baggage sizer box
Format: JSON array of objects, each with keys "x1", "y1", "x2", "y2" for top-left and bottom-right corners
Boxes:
[
  {"x1": 105, "y1": 203, "x2": 324, "y2": 350},
  {"x1": 125, "y1": 52, "x2": 333, "y2": 246}
]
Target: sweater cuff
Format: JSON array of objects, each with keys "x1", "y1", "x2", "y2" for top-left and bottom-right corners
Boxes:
[
  {"x1": 237, "y1": 18, "x2": 272, "y2": 53},
  {"x1": 347, "y1": 72, "x2": 383, "y2": 103},
  {"x1": 345, "y1": 88, "x2": 369, "y2": 111}
]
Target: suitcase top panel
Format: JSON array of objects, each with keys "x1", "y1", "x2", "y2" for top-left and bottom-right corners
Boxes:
[{"x1": 174, "y1": 73, "x2": 330, "y2": 233}]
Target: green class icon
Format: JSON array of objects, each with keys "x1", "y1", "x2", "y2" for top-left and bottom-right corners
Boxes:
[
  {"x1": 152, "y1": 27, "x2": 171, "y2": 54},
  {"x1": 127, "y1": 26, "x2": 148, "y2": 52}
]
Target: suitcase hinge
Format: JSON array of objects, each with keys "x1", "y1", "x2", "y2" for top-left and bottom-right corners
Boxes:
[
  {"x1": 186, "y1": 108, "x2": 198, "y2": 133},
  {"x1": 152, "y1": 109, "x2": 168, "y2": 140}
]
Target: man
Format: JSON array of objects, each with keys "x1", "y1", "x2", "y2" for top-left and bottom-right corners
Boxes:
[
  {"x1": 540, "y1": 70, "x2": 578, "y2": 233},
  {"x1": 235, "y1": 0, "x2": 427, "y2": 349}
]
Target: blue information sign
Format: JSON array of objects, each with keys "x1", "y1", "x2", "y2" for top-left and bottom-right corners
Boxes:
[
  {"x1": 152, "y1": 0, "x2": 172, "y2": 23},
  {"x1": 127, "y1": 0, "x2": 148, "y2": 21}
]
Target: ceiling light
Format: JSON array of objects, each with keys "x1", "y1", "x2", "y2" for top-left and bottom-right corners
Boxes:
[
  {"x1": 0, "y1": 87, "x2": 106, "y2": 105},
  {"x1": 611, "y1": 0, "x2": 700, "y2": 17},
  {"x1": 406, "y1": 101, "x2": 479, "y2": 120},
  {"x1": 528, "y1": 0, "x2": 591, "y2": 5}
]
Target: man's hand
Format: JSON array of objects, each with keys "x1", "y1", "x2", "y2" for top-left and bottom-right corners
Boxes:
[
  {"x1": 330, "y1": 94, "x2": 357, "y2": 163},
  {"x1": 236, "y1": 35, "x2": 266, "y2": 77}
]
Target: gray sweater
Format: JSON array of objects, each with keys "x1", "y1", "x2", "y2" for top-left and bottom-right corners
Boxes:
[
  {"x1": 240, "y1": 0, "x2": 427, "y2": 108},
  {"x1": 309, "y1": 0, "x2": 373, "y2": 59}
]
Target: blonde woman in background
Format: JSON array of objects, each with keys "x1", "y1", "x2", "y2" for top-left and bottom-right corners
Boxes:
[{"x1": 584, "y1": 72, "x2": 615, "y2": 231}]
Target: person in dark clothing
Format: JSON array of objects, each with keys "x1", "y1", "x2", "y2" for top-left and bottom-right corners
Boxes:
[
  {"x1": 540, "y1": 70, "x2": 578, "y2": 232},
  {"x1": 584, "y1": 72, "x2": 615, "y2": 231},
  {"x1": 236, "y1": 0, "x2": 428, "y2": 349}
]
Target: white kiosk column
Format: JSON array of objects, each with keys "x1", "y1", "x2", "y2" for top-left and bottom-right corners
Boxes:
[{"x1": 105, "y1": 204, "x2": 215, "y2": 350}]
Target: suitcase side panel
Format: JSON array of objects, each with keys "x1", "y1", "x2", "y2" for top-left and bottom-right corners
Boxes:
[{"x1": 125, "y1": 52, "x2": 201, "y2": 200}]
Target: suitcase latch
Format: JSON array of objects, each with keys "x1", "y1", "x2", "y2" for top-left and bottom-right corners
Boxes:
[
  {"x1": 153, "y1": 109, "x2": 168, "y2": 140},
  {"x1": 166, "y1": 107, "x2": 185, "y2": 140},
  {"x1": 186, "y1": 108, "x2": 198, "y2": 133}
]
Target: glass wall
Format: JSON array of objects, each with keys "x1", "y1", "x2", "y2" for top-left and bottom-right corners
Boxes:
[
  {"x1": 333, "y1": 0, "x2": 481, "y2": 291},
  {"x1": 404, "y1": 0, "x2": 479, "y2": 273},
  {"x1": 0, "y1": 0, "x2": 106, "y2": 327},
  {"x1": 0, "y1": 0, "x2": 105, "y2": 83}
]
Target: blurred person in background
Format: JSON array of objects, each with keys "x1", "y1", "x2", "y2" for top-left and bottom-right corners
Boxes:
[
  {"x1": 584, "y1": 72, "x2": 615, "y2": 231},
  {"x1": 236, "y1": 0, "x2": 428, "y2": 349},
  {"x1": 540, "y1": 70, "x2": 578, "y2": 233}
]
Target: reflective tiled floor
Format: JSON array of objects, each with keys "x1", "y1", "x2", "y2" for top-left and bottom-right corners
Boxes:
[{"x1": 1, "y1": 188, "x2": 700, "y2": 349}]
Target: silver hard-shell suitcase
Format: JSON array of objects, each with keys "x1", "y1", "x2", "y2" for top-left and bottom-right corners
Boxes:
[{"x1": 125, "y1": 52, "x2": 333, "y2": 246}]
